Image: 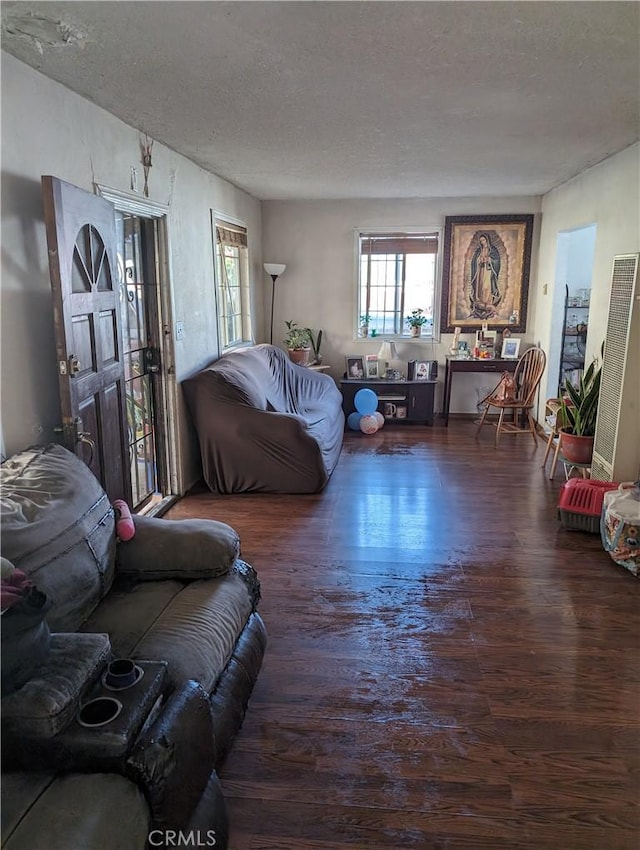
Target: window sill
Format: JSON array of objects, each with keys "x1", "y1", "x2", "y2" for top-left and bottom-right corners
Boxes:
[
  {"x1": 353, "y1": 335, "x2": 437, "y2": 344},
  {"x1": 221, "y1": 340, "x2": 255, "y2": 353}
]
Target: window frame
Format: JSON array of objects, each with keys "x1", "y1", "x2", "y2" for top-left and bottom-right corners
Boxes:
[
  {"x1": 354, "y1": 227, "x2": 443, "y2": 342},
  {"x1": 211, "y1": 212, "x2": 252, "y2": 351}
]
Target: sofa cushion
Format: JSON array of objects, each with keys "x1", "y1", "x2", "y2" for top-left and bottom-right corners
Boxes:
[
  {"x1": 115, "y1": 514, "x2": 240, "y2": 581},
  {"x1": 1, "y1": 633, "x2": 111, "y2": 739},
  {"x1": 82, "y1": 564, "x2": 257, "y2": 693},
  {"x1": 0, "y1": 444, "x2": 115, "y2": 631},
  {"x1": 1, "y1": 773, "x2": 149, "y2": 850}
]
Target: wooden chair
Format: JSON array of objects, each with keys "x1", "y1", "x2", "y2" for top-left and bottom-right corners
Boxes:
[
  {"x1": 541, "y1": 397, "x2": 563, "y2": 477},
  {"x1": 476, "y1": 347, "x2": 547, "y2": 447}
]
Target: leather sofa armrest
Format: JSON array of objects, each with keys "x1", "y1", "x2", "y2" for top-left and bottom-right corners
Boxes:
[{"x1": 115, "y1": 515, "x2": 240, "y2": 581}]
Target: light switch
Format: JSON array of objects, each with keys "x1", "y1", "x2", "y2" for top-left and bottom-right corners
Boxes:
[{"x1": 175, "y1": 321, "x2": 184, "y2": 340}]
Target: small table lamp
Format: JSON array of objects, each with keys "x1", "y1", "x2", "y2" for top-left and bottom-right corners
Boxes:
[{"x1": 377, "y1": 341, "x2": 398, "y2": 377}]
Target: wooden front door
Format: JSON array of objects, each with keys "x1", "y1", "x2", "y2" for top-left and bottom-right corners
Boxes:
[{"x1": 42, "y1": 175, "x2": 131, "y2": 504}]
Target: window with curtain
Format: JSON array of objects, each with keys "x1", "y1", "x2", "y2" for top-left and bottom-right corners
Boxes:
[
  {"x1": 358, "y1": 231, "x2": 440, "y2": 337},
  {"x1": 213, "y1": 216, "x2": 251, "y2": 349}
]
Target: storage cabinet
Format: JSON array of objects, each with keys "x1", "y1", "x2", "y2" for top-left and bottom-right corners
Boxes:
[
  {"x1": 340, "y1": 379, "x2": 436, "y2": 425},
  {"x1": 558, "y1": 284, "x2": 589, "y2": 393}
]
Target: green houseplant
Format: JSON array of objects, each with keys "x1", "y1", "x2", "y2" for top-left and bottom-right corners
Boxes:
[
  {"x1": 405, "y1": 308, "x2": 429, "y2": 337},
  {"x1": 359, "y1": 314, "x2": 372, "y2": 337},
  {"x1": 559, "y1": 348, "x2": 603, "y2": 464},
  {"x1": 304, "y1": 328, "x2": 323, "y2": 364},
  {"x1": 284, "y1": 320, "x2": 312, "y2": 365}
]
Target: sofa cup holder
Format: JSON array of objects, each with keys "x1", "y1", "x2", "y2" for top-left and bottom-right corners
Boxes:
[
  {"x1": 77, "y1": 696, "x2": 123, "y2": 728},
  {"x1": 102, "y1": 658, "x2": 144, "y2": 691}
]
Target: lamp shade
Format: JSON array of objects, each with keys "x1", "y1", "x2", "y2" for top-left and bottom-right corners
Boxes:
[
  {"x1": 263, "y1": 263, "x2": 286, "y2": 277},
  {"x1": 377, "y1": 341, "x2": 398, "y2": 362}
]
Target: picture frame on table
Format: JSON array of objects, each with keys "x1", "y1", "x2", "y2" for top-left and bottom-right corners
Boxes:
[
  {"x1": 345, "y1": 356, "x2": 365, "y2": 379},
  {"x1": 440, "y1": 214, "x2": 534, "y2": 334},
  {"x1": 415, "y1": 361, "x2": 433, "y2": 380},
  {"x1": 501, "y1": 338, "x2": 521, "y2": 359},
  {"x1": 364, "y1": 354, "x2": 379, "y2": 379}
]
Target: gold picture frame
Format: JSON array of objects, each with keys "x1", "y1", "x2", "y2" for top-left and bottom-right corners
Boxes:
[{"x1": 440, "y1": 214, "x2": 534, "y2": 333}]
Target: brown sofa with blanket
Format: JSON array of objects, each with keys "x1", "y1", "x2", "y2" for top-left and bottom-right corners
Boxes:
[{"x1": 182, "y1": 344, "x2": 344, "y2": 494}]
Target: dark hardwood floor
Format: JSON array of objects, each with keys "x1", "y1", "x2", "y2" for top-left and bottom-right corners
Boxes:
[{"x1": 167, "y1": 421, "x2": 639, "y2": 850}]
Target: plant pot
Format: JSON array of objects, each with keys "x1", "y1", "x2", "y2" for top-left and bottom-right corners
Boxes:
[
  {"x1": 288, "y1": 347, "x2": 311, "y2": 366},
  {"x1": 360, "y1": 325, "x2": 369, "y2": 338},
  {"x1": 410, "y1": 326, "x2": 421, "y2": 338},
  {"x1": 559, "y1": 429, "x2": 595, "y2": 465}
]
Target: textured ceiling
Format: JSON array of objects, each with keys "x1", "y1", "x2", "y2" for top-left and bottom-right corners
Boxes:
[{"x1": 2, "y1": 1, "x2": 638, "y2": 200}]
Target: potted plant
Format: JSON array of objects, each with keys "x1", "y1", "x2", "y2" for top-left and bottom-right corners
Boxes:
[
  {"x1": 304, "y1": 328, "x2": 323, "y2": 364},
  {"x1": 284, "y1": 320, "x2": 312, "y2": 365},
  {"x1": 405, "y1": 308, "x2": 429, "y2": 337},
  {"x1": 558, "y1": 349, "x2": 603, "y2": 464},
  {"x1": 359, "y1": 314, "x2": 372, "y2": 337}
]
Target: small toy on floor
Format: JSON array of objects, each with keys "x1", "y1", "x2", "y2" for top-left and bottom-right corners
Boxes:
[{"x1": 113, "y1": 499, "x2": 135, "y2": 542}]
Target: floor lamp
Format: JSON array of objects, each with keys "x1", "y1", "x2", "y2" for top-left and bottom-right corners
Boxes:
[{"x1": 263, "y1": 263, "x2": 286, "y2": 344}]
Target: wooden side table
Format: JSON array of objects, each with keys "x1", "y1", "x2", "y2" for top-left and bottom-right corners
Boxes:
[{"x1": 443, "y1": 356, "x2": 517, "y2": 425}]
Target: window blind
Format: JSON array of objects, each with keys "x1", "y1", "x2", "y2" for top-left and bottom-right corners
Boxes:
[
  {"x1": 216, "y1": 221, "x2": 247, "y2": 248},
  {"x1": 360, "y1": 233, "x2": 438, "y2": 255}
]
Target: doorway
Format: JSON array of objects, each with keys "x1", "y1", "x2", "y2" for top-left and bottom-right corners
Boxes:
[
  {"x1": 98, "y1": 184, "x2": 180, "y2": 514},
  {"x1": 547, "y1": 223, "x2": 597, "y2": 400}
]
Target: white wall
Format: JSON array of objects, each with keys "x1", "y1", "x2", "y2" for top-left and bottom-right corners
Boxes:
[
  {"x1": 1, "y1": 53, "x2": 262, "y2": 486},
  {"x1": 533, "y1": 143, "x2": 640, "y2": 411},
  {"x1": 262, "y1": 197, "x2": 542, "y2": 415}
]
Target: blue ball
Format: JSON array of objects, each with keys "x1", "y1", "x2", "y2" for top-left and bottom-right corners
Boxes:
[
  {"x1": 347, "y1": 411, "x2": 362, "y2": 430},
  {"x1": 354, "y1": 388, "x2": 378, "y2": 415}
]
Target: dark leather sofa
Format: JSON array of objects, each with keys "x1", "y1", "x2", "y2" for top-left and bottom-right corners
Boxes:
[
  {"x1": 182, "y1": 344, "x2": 344, "y2": 494},
  {"x1": 0, "y1": 443, "x2": 266, "y2": 850}
]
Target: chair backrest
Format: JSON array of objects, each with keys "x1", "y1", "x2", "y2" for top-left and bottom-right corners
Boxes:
[{"x1": 514, "y1": 347, "x2": 546, "y2": 405}]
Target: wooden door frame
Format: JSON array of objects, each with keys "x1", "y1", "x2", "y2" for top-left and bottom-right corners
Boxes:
[{"x1": 95, "y1": 183, "x2": 183, "y2": 500}]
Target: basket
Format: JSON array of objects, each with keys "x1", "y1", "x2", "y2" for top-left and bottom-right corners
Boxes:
[{"x1": 557, "y1": 479, "x2": 619, "y2": 533}]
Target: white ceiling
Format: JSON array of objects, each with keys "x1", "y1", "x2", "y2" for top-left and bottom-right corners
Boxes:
[{"x1": 2, "y1": 1, "x2": 638, "y2": 201}]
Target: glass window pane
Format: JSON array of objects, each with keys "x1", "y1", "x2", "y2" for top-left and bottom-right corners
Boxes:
[
  {"x1": 359, "y1": 233, "x2": 438, "y2": 337},
  {"x1": 214, "y1": 218, "x2": 250, "y2": 349}
]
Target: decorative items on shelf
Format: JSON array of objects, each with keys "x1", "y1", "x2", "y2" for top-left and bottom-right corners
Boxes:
[
  {"x1": 365, "y1": 354, "x2": 379, "y2": 379},
  {"x1": 345, "y1": 355, "x2": 365, "y2": 379},
  {"x1": 473, "y1": 325, "x2": 497, "y2": 358},
  {"x1": 449, "y1": 326, "x2": 461, "y2": 356},
  {"x1": 558, "y1": 284, "x2": 590, "y2": 395},
  {"x1": 501, "y1": 337, "x2": 521, "y2": 359},
  {"x1": 377, "y1": 340, "x2": 398, "y2": 378}
]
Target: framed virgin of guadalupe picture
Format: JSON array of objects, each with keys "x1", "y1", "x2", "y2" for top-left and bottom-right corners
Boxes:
[{"x1": 440, "y1": 214, "x2": 534, "y2": 334}]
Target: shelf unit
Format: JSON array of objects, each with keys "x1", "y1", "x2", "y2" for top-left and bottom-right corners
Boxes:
[
  {"x1": 340, "y1": 379, "x2": 436, "y2": 425},
  {"x1": 558, "y1": 284, "x2": 589, "y2": 394}
]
